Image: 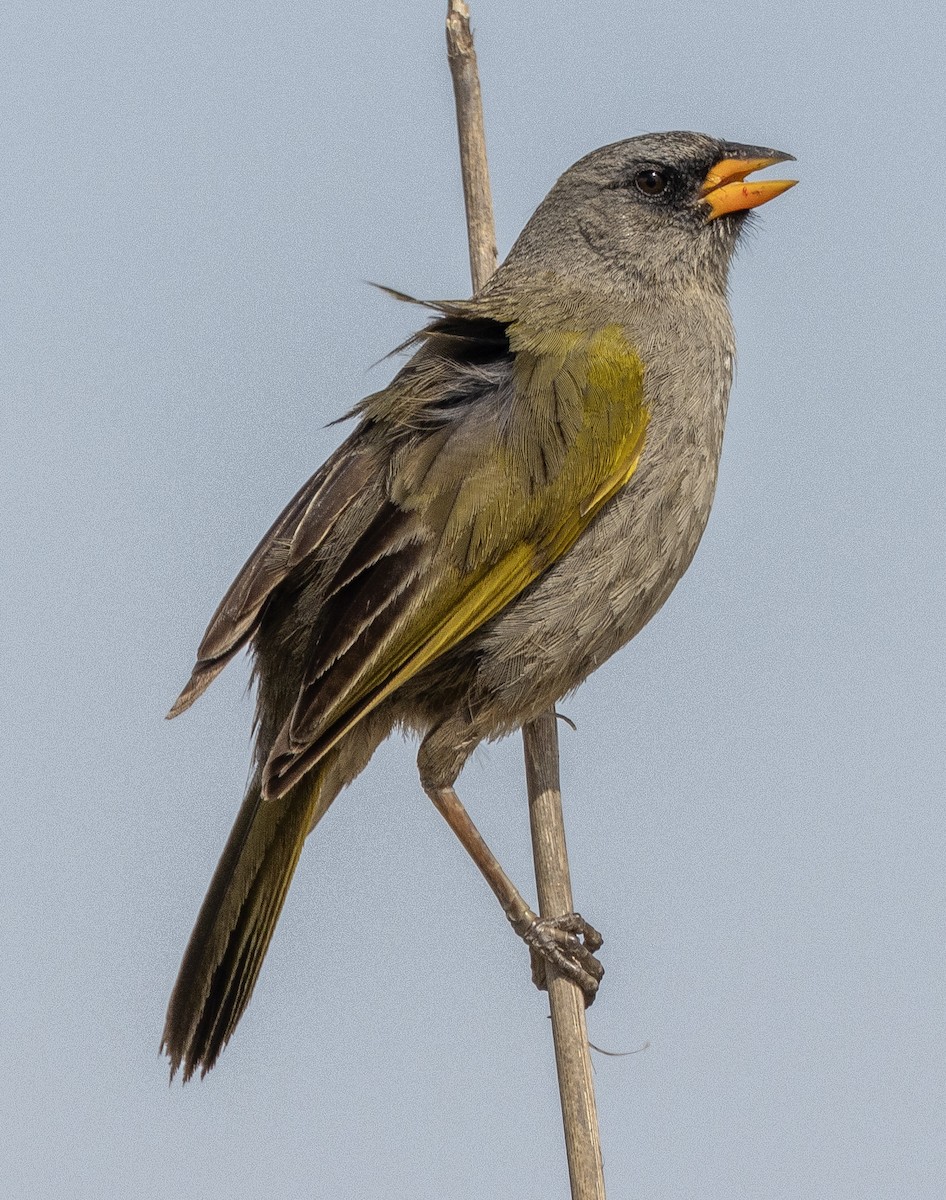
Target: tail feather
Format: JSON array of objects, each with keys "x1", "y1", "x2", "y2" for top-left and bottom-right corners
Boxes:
[{"x1": 162, "y1": 771, "x2": 324, "y2": 1081}]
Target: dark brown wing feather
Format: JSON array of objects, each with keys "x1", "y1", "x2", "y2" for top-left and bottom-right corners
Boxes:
[
  {"x1": 167, "y1": 438, "x2": 378, "y2": 718},
  {"x1": 261, "y1": 506, "x2": 430, "y2": 797}
]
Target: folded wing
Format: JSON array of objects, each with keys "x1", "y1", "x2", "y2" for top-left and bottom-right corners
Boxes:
[{"x1": 169, "y1": 302, "x2": 650, "y2": 801}]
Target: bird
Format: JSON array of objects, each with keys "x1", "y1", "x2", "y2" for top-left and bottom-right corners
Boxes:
[{"x1": 162, "y1": 130, "x2": 796, "y2": 1080}]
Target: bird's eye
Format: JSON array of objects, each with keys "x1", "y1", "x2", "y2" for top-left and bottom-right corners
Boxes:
[{"x1": 633, "y1": 168, "x2": 668, "y2": 197}]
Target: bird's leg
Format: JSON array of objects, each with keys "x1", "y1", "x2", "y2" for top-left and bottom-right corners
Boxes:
[{"x1": 422, "y1": 781, "x2": 603, "y2": 1005}]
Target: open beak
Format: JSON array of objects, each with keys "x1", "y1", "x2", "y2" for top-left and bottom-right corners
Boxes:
[{"x1": 701, "y1": 154, "x2": 797, "y2": 220}]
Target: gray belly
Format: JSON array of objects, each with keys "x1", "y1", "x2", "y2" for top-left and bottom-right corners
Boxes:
[{"x1": 471, "y1": 453, "x2": 719, "y2": 725}]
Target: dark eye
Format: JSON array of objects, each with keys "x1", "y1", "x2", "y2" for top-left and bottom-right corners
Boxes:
[{"x1": 634, "y1": 168, "x2": 668, "y2": 197}]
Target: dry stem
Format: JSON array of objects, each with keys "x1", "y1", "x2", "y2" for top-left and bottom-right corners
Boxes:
[{"x1": 445, "y1": 4, "x2": 606, "y2": 1197}]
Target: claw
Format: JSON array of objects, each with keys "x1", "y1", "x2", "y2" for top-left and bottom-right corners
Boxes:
[{"x1": 524, "y1": 912, "x2": 604, "y2": 1006}]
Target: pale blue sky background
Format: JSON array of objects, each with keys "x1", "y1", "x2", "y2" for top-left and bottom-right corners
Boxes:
[{"x1": 3, "y1": 2, "x2": 944, "y2": 1196}]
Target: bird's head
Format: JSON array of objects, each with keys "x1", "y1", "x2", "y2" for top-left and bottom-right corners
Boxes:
[{"x1": 502, "y1": 131, "x2": 796, "y2": 295}]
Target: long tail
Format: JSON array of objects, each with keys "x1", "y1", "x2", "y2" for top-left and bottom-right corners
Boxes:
[{"x1": 162, "y1": 769, "x2": 327, "y2": 1081}]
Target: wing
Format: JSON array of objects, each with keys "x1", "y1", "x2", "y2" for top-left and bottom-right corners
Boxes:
[
  {"x1": 260, "y1": 308, "x2": 651, "y2": 799},
  {"x1": 170, "y1": 300, "x2": 651, "y2": 801},
  {"x1": 168, "y1": 296, "x2": 509, "y2": 721}
]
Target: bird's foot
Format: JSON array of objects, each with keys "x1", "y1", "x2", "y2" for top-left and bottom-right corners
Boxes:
[{"x1": 524, "y1": 912, "x2": 604, "y2": 1006}]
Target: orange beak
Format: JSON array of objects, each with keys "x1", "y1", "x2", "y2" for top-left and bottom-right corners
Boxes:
[{"x1": 701, "y1": 156, "x2": 797, "y2": 219}]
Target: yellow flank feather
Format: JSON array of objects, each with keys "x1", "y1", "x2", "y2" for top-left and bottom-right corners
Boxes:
[{"x1": 311, "y1": 322, "x2": 649, "y2": 761}]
